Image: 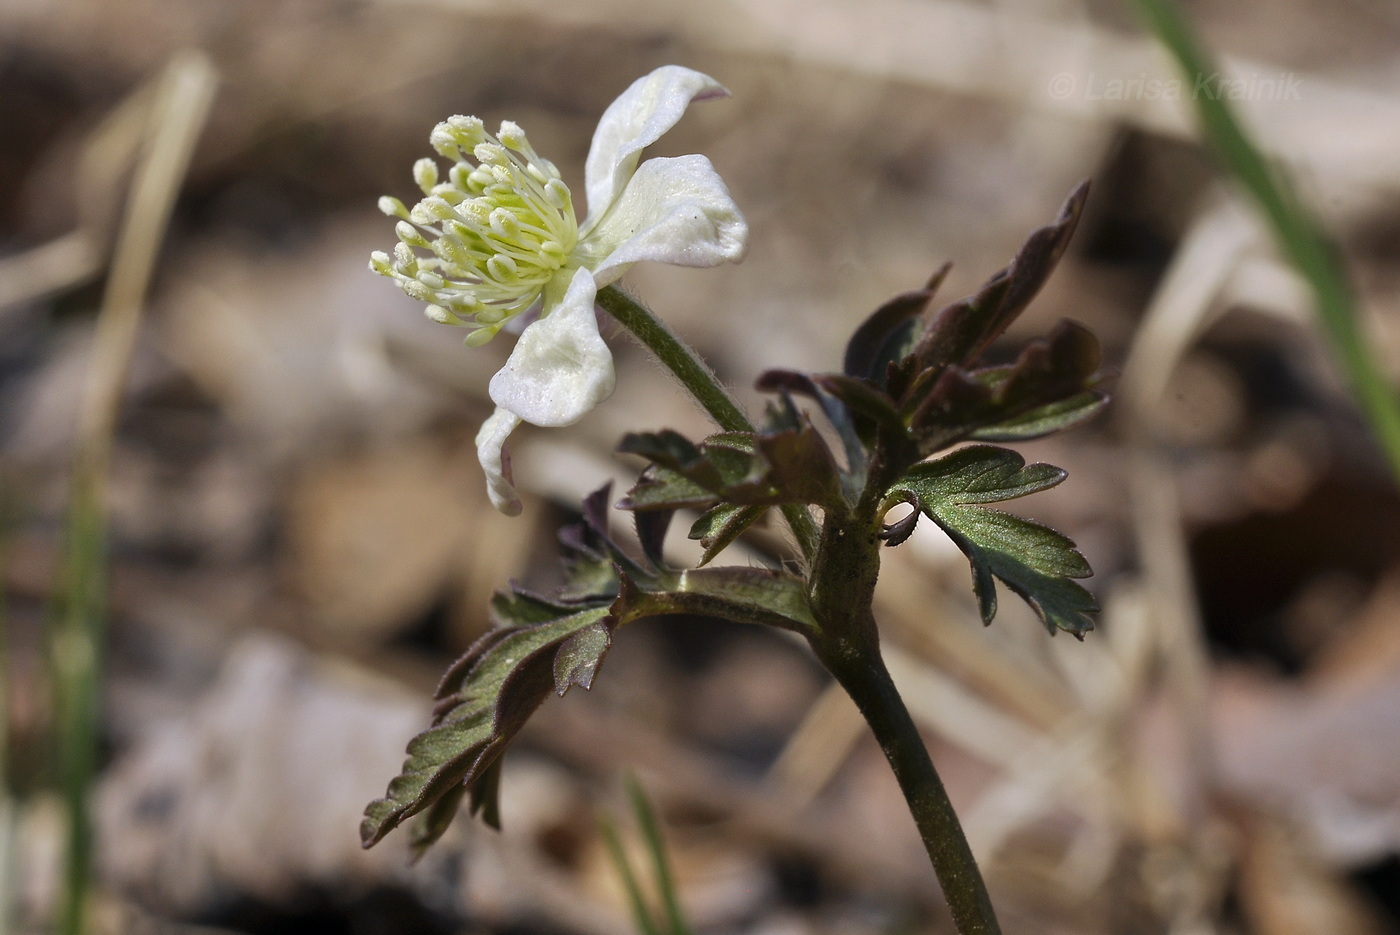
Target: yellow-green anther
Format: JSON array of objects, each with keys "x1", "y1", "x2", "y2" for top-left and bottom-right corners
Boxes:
[
  {"x1": 430, "y1": 115, "x2": 485, "y2": 158},
  {"x1": 378, "y1": 196, "x2": 409, "y2": 219},
  {"x1": 422, "y1": 198, "x2": 456, "y2": 221},
  {"x1": 486, "y1": 254, "x2": 518, "y2": 281},
  {"x1": 543, "y1": 179, "x2": 570, "y2": 210},
  {"x1": 413, "y1": 158, "x2": 439, "y2": 193},
  {"x1": 489, "y1": 208, "x2": 519, "y2": 239},
  {"x1": 429, "y1": 137, "x2": 459, "y2": 161},
  {"x1": 497, "y1": 121, "x2": 527, "y2": 150},
  {"x1": 464, "y1": 326, "x2": 499, "y2": 347},
  {"x1": 395, "y1": 221, "x2": 428, "y2": 247},
  {"x1": 373, "y1": 112, "x2": 586, "y2": 345},
  {"x1": 468, "y1": 167, "x2": 494, "y2": 192},
  {"x1": 461, "y1": 200, "x2": 491, "y2": 226},
  {"x1": 446, "y1": 114, "x2": 485, "y2": 139},
  {"x1": 474, "y1": 143, "x2": 508, "y2": 167},
  {"x1": 438, "y1": 237, "x2": 470, "y2": 269}
]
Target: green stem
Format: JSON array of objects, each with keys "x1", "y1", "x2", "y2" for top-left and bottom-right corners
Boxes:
[
  {"x1": 806, "y1": 495, "x2": 1001, "y2": 935},
  {"x1": 1130, "y1": 0, "x2": 1400, "y2": 484},
  {"x1": 597, "y1": 286, "x2": 749, "y2": 434},
  {"x1": 822, "y1": 638, "x2": 1002, "y2": 935},
  {"x1": 596, "y1": 285, "x2": 819, "y2": 563}
]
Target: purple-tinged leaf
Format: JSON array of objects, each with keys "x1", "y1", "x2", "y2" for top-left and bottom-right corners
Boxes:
[
  {"x1": 842, "y1": 263, "x2": 950, "y2": 382},
  {"x1": 407, "y1": 775, "x2": 469, "y2": 857},
  {"x1": 361, "y1": 602, "x2": 617, "y2": 848},
  {"x1": 620, "y1": 430, "x2": 709, "y2": 476},
  {"x1": 914, "y1": 182, "x2": 1089, "y2": 376},
  {"x1": 756, "y1": 369, "x2": 867, "y2": 487},
  {"x1": 633, "y1": 508, "x2": 674, "y2": 568},
  {"x1": 619, "y1": 423, "x2": 844, "y2": 513},
  {"x1": 879, "y1": 491, "x2": 921, "y2": 547},
  {"x1": 812, "y1": 373, "x2": 907, "y2": 435},
  {"x1": 467, "y1": 758, "x2": 502, "y2": 830},
  {"x1": 553, "y1": 621, "x2": 614, "y2": 693},
  {"x1": 908, "y1": 320, "x2": 1108, "y2": 454},
  {"x1": 622, "y1": 465, "x2": 725, "y2": 511}
]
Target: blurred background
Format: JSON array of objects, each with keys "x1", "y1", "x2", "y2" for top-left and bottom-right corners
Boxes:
[{"x1": 4, "y1": 0, "x2": 1400, "y2": 932}]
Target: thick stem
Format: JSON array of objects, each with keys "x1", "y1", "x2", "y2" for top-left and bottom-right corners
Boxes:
[
  {"x1": 819, "y1": 632, "x2": 1002, "y2": 935},
  {"x1": 596, "y1": 285, "x2": 819, "y2": 563},
  {"x1": 807, "y1": 493, "x2": 1002, "y2": 935}
]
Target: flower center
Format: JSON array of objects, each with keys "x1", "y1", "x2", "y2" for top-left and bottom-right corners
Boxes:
[{"x1": 371, "y1": 116, "x2": 580, "y2": 346}]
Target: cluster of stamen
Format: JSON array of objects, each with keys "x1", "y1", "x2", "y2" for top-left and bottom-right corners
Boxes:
[{"x1": 370, "y1": 115, "x2": 579, "y2": 346}]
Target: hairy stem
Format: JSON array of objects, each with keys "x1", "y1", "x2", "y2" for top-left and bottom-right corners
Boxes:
[
  {"x1": 597, "y1": 285, "x2": 750, "y2": 433},
  {"x1": 807, "y1": 489, "x2": 1002, "y2": 935},
  {"x1": 597, "y1": 285, "x2": 819, "y2": 563}
]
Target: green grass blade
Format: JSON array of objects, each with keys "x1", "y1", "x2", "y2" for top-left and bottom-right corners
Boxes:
[
  {"x1": 598, "y1": 812, "x2": 663, "y2": 935},
  {"x1": 626, "y1": 776, "x2": 694, "y2": 935},
  {"x1": 45, "y1": 52, "x2": 218, "y2": 935},
  {"x1": 50, "y1": 482, "x2": 106, "y2": 935},
  {"x1": 1130, "y1": 0, "x2": 1400, "y2": 483}
]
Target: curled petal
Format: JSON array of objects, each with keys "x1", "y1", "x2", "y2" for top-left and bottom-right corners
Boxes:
[
  {"x1": 489, "y1": 267, "x2": 616, "y2": 428},
  {"x1": 584, "y1": 66, "x2": 728, "y2": 222},
  {"x1": 584, "y1": 155, "x2": 749, "y2": 287},
  {"x1": 475, "y1": 408, "x2": 524, "y2": 516}
]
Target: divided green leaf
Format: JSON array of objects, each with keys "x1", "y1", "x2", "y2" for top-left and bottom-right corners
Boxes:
[
  {"x1": 969, "y1": 391, "x2": 1108, "y2": 442},
  {"x1": 618, "y1": 425, "x2": 843, "y2": 513},
  {"x1": 360, "y1": 598, "x2": 617, "y2": 853},
  {"x1": 619, "y1": 565, "x2": 819, "y2": 635},
  {"x1": 890, "y1": 445, "x2": 1097, "y2": 637},
  {"x1": 689, "y1": 502, "x2": 768, "y2": 565},
  {"x1": 363, "y1": 488, "x2": 821, "y2": 853}
]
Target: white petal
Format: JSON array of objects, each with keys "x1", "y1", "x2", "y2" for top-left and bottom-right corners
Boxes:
[
  {"x1": 581, "y1": 155, "x2": 748, "y2": 286},
  {"x1": 489, "y1": 267, "x2": 615, "y2": 428},
  {"x1": 584, "y1": 66, "x2": 728, "y2": 223},
  {"x1": 475, "y1": 407, "x2": 524, "y2": 516}
]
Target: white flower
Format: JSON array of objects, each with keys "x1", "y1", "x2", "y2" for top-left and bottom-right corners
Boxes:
[{"x1": 371, "y1": 66, "x2": 748, "y2": 514}]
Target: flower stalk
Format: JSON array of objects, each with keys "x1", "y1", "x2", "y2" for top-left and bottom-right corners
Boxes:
[{"x1": 597, "y1": 285, "x2": 820, "y2": 564}]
